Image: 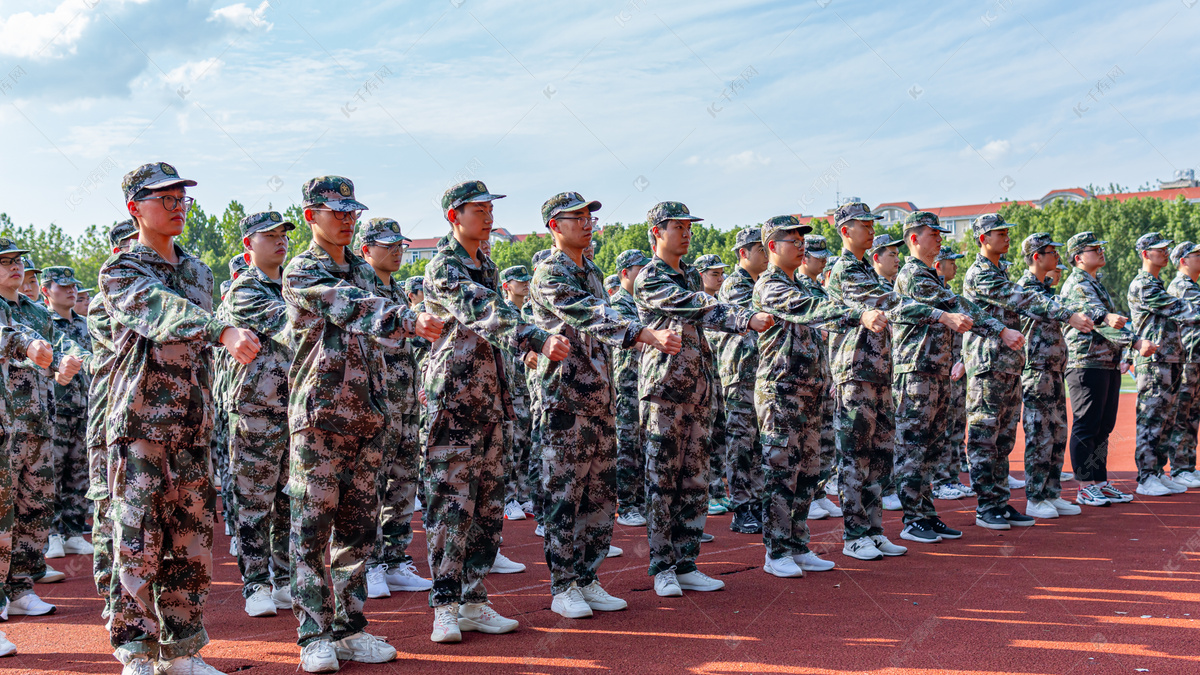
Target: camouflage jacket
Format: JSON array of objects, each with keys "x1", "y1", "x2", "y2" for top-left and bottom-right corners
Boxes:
[
  {"x1": 609, "y1": 287, "x2": 641, "y2": 394},
  {"x1": 51, "y1": 309, "x2": 92, "y2": 417},
  {"x1": 710, "y1": 266, "x2": 759, "y2": 389},
  {"x1": 825, "y1": 250, "x2": 942, "y2": 385},
  {"x1": 530, "y1": 249, "x2": 641, "y2": 416},
  {"x1": 373, "y1": 275, "x2": 420, "y2": 414},
  {"x1": 796, "y1": 272, "x2": 837, "y2": 379},
  {"x1": 99, "y1": 241, "x2": 227, "y2": 445},
  {"x1": 410, "y1": 300, "x2": 430, "y2": 377},
  {"x1": 85, "y1": 294, "x2": 116, "y2": 453},
  {"x1": 521, "y1": 302, "x2": 545, "y2": 406},
  {"x1": 894, "y1": 257, "x2": 1003, "y2": 377},
  {"x1": 753, "y1": 264, "x2": 860, "y2": 401},
  {"x1": 500, "y1": 298, "x2": 529, "y2": 400},
  {"x1": 1128, "y1": 269, "x2": 1200, "y2": 366},
  {"x1": 633, "y1": 256, "x2": 751, "y2": 405},
  {"x1": 1060, "y1": 268, "x2": 1137, "y2": 370},
  {"x1": 962, "y1": 253, "x2": 1071, "y2": 377},
  {"x1": 7, "y1": 293, "x2": 87, "y2": 437},
  {"x1": 1017, "y1": 271, "x2": 1067, "y2": 373},
  {"x1": 423, "y1": 236, "x2": 548, "y2": 427},
  {"x1": 225, "y1": 266, "x2": 294, "y2": 415},
  {"x1": 1168, "y1": 271, "x2": 1200, "y2": 363},
  {"x1": 0, "y1": 300, "x2": 39, "y2": 438}
]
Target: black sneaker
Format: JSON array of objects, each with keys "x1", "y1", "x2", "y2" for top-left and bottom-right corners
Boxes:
[
  {"x1": 730, "y1": 505, "x2": 762, "y2": 534},
  {"x1": 975, "y1": 508, "x2": 1011, "y2": 530},
  {"x1": 900, "y1": 519, "x2": 942, "y2": 543},
  {"x1": 1001, "y1": 505, "x2": 1036, "y2": 527},
  {"x1": 929, "y1": 517, "x2": 963, "y2": 539},
  {"x1": 700, "y1": 532, "x2": 714, "y2": 543}
]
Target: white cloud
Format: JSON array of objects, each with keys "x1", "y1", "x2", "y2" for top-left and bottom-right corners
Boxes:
[
  {"x1": 682, "y1": 151, "x2": 771, "y2": 171},
  {"x1": 0, "y1": 1, "x2": 91, "y2": 59},
  {"x1": 210, "y1": 1, "x2": 272, "y2": 31}
]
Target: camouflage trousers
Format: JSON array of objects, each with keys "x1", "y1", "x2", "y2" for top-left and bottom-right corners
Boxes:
[
  {"x1": 541, "y1": 411, "x2": 617, "y2": 594},
  {"x1": 424, "y1": 413, "x2": 505, "y2": 608},
  {"x1": 1021, "y1": 370, "x2": 1068, "y2": 502},
  {"x1": 756, "y1": 387, "x2": 821, "y2": 560},
  {"x1": 893, "y1": 373, "x2": 951, "y2": 525},
  {"x1": 51, "y1": 411, "x2": 89, "y2": 537},
  {"x1": 1167, "y1": 362, "x2": 1200, "y2": 476},
  {"x1": 229, "y1": 411, "x2": 290, "y2": 596},
  {"x1": 108, "y1": 438, "x2": 214, "y2": 661},
  {"x1": 817, "y1": 381, "x2": 837, "y2": 490},
  {"x1": 6, "y1": 432, "x2": 54, "y2": 598},
  {"x1": 88, "y1": 441, "x2": 113, "y2": 609},
  {"x1": 0, "y1": 431, "x2": 11, "y2": 608},
  {"x1": 212, "y1": 409, "x2": 236, "y2": 537},
  {"x1": 1135, "y1": 362, "x2": 1182, "y2": 482},
  {"x1": 708, "y1": 393, "x2": 728, "y2": 500},
  {"x1": 615, "y1": 382, "x2": 645, "y2": 517},
  {"x1": 527, "y1": 391, "x2": 546, "y2": 524},
  {"x1": 373, "y1": 412, "x2": 420, "y2": 567},
  {"x1": 504, "y1": 395, "x2": 533, "y2": 505},
  {"x1": 835, "y1": 381, "x2": 894, "y2": 540},
  {"x1": 723, "y1": 381, "x2": 763, "y2": 509},
  {"x1": 932, "y1": 379, "x2": 968, "y2": 487},
  {"x1": 642, "y1": 397, "x2": 709, "y2": 576},
  {"x1": 966, "y1": 372, "x2": 1021, "y2": 513}
]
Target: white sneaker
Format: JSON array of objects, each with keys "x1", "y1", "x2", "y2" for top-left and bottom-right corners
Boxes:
[
  {"x1": 1008, "y1": 474, "x2": 1026, "y2": 489},
  {"x1": 606, "y1": 545, "x2": 623, "y2": 558},
  {"x1": 654, "y1": 568, "x2": 683, "y2": 597},
  {"x1": 44, "y1": 534, "x2": 65, "y2": 559},
  {"x1": 156, "y1": 654, "x2": 225, "y2": 674},
  {"x1": 0, "y1": 631, "x2": 14, "y2": 657},
  {"x1": 244, "y1": 585, "x2": 277, "y2": 617},
  {"x1": 534, "y1": 524, "x2": 545, "y2": 537},
  {"x1": 881, "y1": 494, "x2": 901, "y2": 511},
  {"x1": 869, "y1": 535, "x2": 907, "y2": 557},
  {"x1": 490, "y1": 551, "x2": 526, "y2": 574},
  {"x1": 333, "y1": 632, "x2": 396, "y2": 664},
  {"x1": 458, "y1": 602, "x2": 519, "y2": 634},
  {"x1": 1050, "y1": 497, "x2": 1082, "y2": 515},
  {"x1": 225, "y1": 522, "x2": 233, "y2": 536},
  {"x1": 504, "y1": 501, "x2": 526, "y2": 521},
  {"x1": 414, "y1": 495, "x2": 423, "y2": 512},
  {"x1": 431, "y1": 604, "x2": 461, "y2": 643},
  {"x1": 1136, "y1": 475, "x2": 1170, "y2": 496},
  {"x1": 763, "y1": 553, "x2": 804, "y2": 578},
  {"x1": 62, "y1": 535, "x2": 94, "y2": 555},
  {"x1": 824, "y1": 476, "x2": 839, "y2": 496},
  {"x1": 676, "y1": 569, "x2": 725, "y2": 591},
  {"x1": 814, "y1": 496, "x2": 843, "y2": 517},
  {"x1": 616, "y1": 511, "x2": 646, "y2": 527},
  {"x1": 271, "y1": 585, "x2": 292, "y2": 609},
  {"x1": 1173, "y1": 472, "x2": 1200, "y2": 488},
  {"x1": 579, "y1": 580, "x2": 627, "y2": 611},
  {"x1": 952, "y1": 481, "x2": 976, "y2": 497},
  {"x1": 806, "y1": 502, "x2": 829, "y2": 520},
  {"x1": 1060, "y1": 471, "x2": 1075, "y2": 482},
  {"x1": 520, "y1": 500, "x2": 534, "y2": 513},
  {"x1": 1158, "y1": 473, "x2": 1188, "y2": 494},
  {"x1": 384, "y1": 560, "x2": 433, "y2": 591},
  {"x1": 932, "y1": 484, "x2": 964, "y2": 500},
  {"x1": 366, "y1": 564, "x2": 391, "y2": 599},
  {"x1": 299, "y1": 639, "x2": 339, "y2": 672},
  {"x1": 229, "y1": 537, "x2": 238, "y2": 557},
  {"x1": 793, "y1": 551, "x2": 836, "y2": 571},
  {"x1": 120, "y1": 653, "x2": 156, "y2": 675},
  {"x1": 37, "y1": 564, "x2": 65, "y2": 583},
  {"x1": 551, "y1": 583, "x2": 593, "y2": 619},
  {"x1": 7, "y1": 593, "x2": 55, "y2": 616},
  {"x1": 842, "y1": 537, "x2": 883, "y2": 561},
  {"x1": 1025, "y1": 500, "x2": 1059, "y2": 519}
]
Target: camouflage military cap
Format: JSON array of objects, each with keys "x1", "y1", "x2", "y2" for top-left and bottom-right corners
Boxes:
[
  {"x1": 357, "y1": 217, "x2": 411, "y2": 247},
  {"x1": 761, "y1": 215, "x2": 812, "y2": 243},
  {"x1": 1065, "y1": 231, "x2": 1107, "y2": 259},
  {"x1": 0, "y1": 238, "x2": 30, "y2": 257},
  {"x1": 934, "y1": 245, "x2": 964, "y2": 263},
  {"x1": 731, "y1": 227, "x2": 762, "y2": 252},
  {"x1": 500, "y1": 265, "x2": 532, "y2": 283},
  {"x1": 239, "y1": 211, "x2": 296, "y2": 238},
  {"x1": 834, "y1": 201, "x2": 882, "y2": 227},
  {"x1": 693, "y1": 254, "x2": 727, "y2": 270},
  {"x1": 1171, "y1": 241, "x2": 1198, "y2": 265},
  {"x1": 21, "y1": 256, "x2": 40, "y2": 275},
  {"x1": 870, "y1": 233, "x2": 903, "y2": 255},
  {"x1": 108, "y1": 219, "x2": 138, "y2": 248},
  {"x1": 302, "y1": 175, "x2": 368, "y2": 212},
  {"x1": 604, "y1": 274, "x2": 619, "y2": 294},
  {"x1": 541, "y1": 191, "x2": 602, "y2": 225},
  {"x1": 403, "y1": 276, "x2": 424, "y2": 296},
  {"x1": 902, "y1": 211, "x2": 949, "y2": 234},
  {"x1": 220, "y1": 280, "x2": 232, "y2": 298},
  {"x1": 228, "y1": 253, "x2": 249, "y2": 278},
  {"x1": 122, "y1": 161, "x2": 197, "y2": 202},
  {"x1": 532, "y1": 248, "x2": 553, "y2": 266},
  {"x1": 803, "y1": 234, "x2": 830, "y2": 258},
  {"x1": 971, "y1": 213, "x2": 1012, "y2": 238},
  {"x1": 1021, "y1": 232, "x2": 1064, "y2": 258},
  {"x1": 441, "y1": 180, "x2": 506, "y2": 211},
  {"x1": 647, "y1": 201, "x2": 703, "y2": 226},
  {"x1": 615, "y1": 249, "x2": 652, "y2": 272},
  {"x1": 1135, "y1": 231, "x2": 1172, "y2": 254},
  {"x1": 41, "y1": 266, "x2": 80, "y2": 288}
]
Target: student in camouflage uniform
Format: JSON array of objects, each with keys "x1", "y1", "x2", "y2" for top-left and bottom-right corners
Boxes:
[
  {"x1": 695, "y1": 254, "x2": 732, "y2": 517},
  {"x1": 929, "y1": 246, "x2": 973, "y2": 499},
  {"x1": 75, "y1": 287, "x2": 91, "y2": 317},
  {"x1": 524, "y1": 247, "x2": 556, "y2": 535},
  {"x1": 604, "y1": 274, "x2": 619, "y2": 296},
  {"x1": 611, "y1": 249, "x2": 651, "y2": 527},
  {"x1": 867, "y1": 233, "x2": 906, "y2": 513},
  {"x1": 102, "y1": 163, "x2": 262, "y2": 675},
  {"x1": 530, "y1": 191, "x2": 679, "y2": 618},
  {"x1": 962, "y1": 214, "x2": 1093, "y2": 531},
  {"x1": 1016, "y1": 234, "x2": 1082, "y2": 519},
  {"x1": 215, "y1": 253, "x2": 251, "y2": 547},
  {"x1": 1126, "y1": 232, "x2": 1200, "y2": 496},
  {"x1": 40, "y1": 266, "x2": 94, "y2": 560},
  {"x1": 406, "y1": 274, "x2": 431, "y2": 508},
  {"x1": 421, "y1": 181, "x2": 568, "y2": 644},
  {"x1": 17, "y1": 257, "x2": 41, "y2": 302},
  {"x1": 283, "y1": 177, "x2": 442, "y2": 670},
  {"x1": 634, "y1": 201, "x2": 772, "y2": 597},
  {"x1": 752, "y1": 216, "x2": 880, "y2": 578},
  {"x1": 1167, "y1": 242, "x2": 1200, "y2": 488},
  {"x1": 499, "y1": 265, "x2": 535, "y2": 523}
]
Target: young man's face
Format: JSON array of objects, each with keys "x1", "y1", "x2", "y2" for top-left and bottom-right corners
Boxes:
[
  {"x1": 909, "y1": 226, "x2": 942, "y2": 260},
  {"x1": 0, "y1": 254, "x2": 23, "y2": 294},
  {"x1": 1144, "y1": 247, "x2": 1169, "y2": 269},
  {"x1": 654, "y1": 219, "x2": 691, "y2": 258},
  {"x1": 74, "y1": 291, "x2": 90, "y2": 314},
  {"x1": 700, "y1": 268, "x2": 724, "y2": 294},
  {"x1": 800, "y1": 253, "x2": 827, "y2": 277},
  {"x1": 450, "y1": 202, "x2": 494, "y2": 244},
  {"x1": 307, "y1": 207, "x2": 359, "y2": 248},
  {"x1": 1046, "y1": 268, "x2": 1062, "y2": 286},
  {"x1": 504, "y1": 279, "x2": 529, "y2": 299},
  {"x1": 44, "y1": 281, "x2": 76, "y2": 312},
  {"x1": 873, "y1": 247, "x2": 900, "y2": 279},
  {"x1": 620, "y1": 264, "x2": 643, "y2": 292},
  {"x1": 363, "y1": 240, "x2": 405, "y2": 274},
  {"x1": 840, "y1": 219, "x2": 875, "y2": 253},
  {"x1": 549, "y1": 207, "x2": 593, "y2": 252},
  {"x1": 246, "y1": 225, "x2": 290, "y2": 271},
  {"x1": 980, "y1": 229, "x2": 1010, "y2": 255},
  {"x1": 768, "y1": 235, "x2": 806, "y2": 271},
  {"x1": 935, "y1": 259, "x2": 958, "y2": 281},
  {"x1": 1031, "y1": 247, "x2": 1060, "y2": 274},
  {"x1": 20, "y1": 272, "x2": 41, "y2": 300},
  {"x1": 1075, "y1": 245, "x2": 1105, "y2": 270},
  {"x1": 1182, "y1": 251, "x2": 1200, "y2": 277},
  {"x1": 130, "y1": 186, "x2": 189, "y2": 238},
  {"x1": 740, "y1": 243, "x2": 768, "y2": 275},
  {"x1": 408, "y1": 289, "x2": 425, "y2": 305}
]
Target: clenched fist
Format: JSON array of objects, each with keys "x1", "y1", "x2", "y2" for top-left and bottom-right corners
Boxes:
[
  {"x1": 221, "y1": 327, "x2": 262, "y2": 365},
  {"x1": 1000, "y1": 328, "x2": 1025, "y2": 351},
  {"x1": 26, "y1": 340, "x2": 52, "y2": 370},
  {"x1": 640, "y1": 327, "x2": 682, "y2": 355},
  {"x1": 1067, "y1": 312, "x2": 1094, "y2": 333},
  {"x1": 542, "y1": 334, "x2": 571, "y2": 361},
  {"x1": 939, "y1": 312, "x2": 973, "y2": 333},
  {"x1": 748, "y1": 312, "x2": 774, "y2": 332},
  {"x1": 58, "y1": 354, "x2": 83, "y2": 380},
  {"x1": 860, "y1": 309, "x2": 887, "y2": 333},
  {"x1": 416, "y1": 312, "x2": 444, "y2": 341}
]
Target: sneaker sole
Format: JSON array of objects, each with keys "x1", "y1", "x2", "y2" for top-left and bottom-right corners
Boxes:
[
  {"x1": 1026, "y1": 511, "x2": 1059, "y2": 519},
  {"x1": 301, "y1": 658, "x2": 341, "y2": 672},
  {"x1": 841, "y1": 549, "x2": 883, "y2": 561},
  {"x1": 367, "y1": 590, "x2": 392, "y2": 599},
  {"x1": 729, "y1": 526, "x2": 762, "y2": 534},
  {"x1": 431, "y1": 630, "x2": 462, "y2": 644},
  {"x1": 1076, "y1": 499, "x2": 1111, "y2": 507},
  {"x1": 899, "y1": 532, "x2": 942, "y2": 543},
  {"x1": 8, "y1": 606, "x2": 55, "y2": 617},
  {"x1": 877, "y1": 548, "x2": 907, "y2": 557},
  {"x1": 584, "y1": 600, "x2": 628, "y2": 611},
  {"x1": 932, "y1": 531, "x2": 963, "y2": 540},
  {"x1": 763, "y1": 565, "x2": 804, "y2": 578},
  {"x1": 458, "y1": 618, "x2": 518, "y2": 634},
  {"x1": 1003, "y1": 519, "x2": 1036, "y2": 527},
  {"x1": 655, "y1": 587, "x2": 683, "y2": 597},
  {"x1": 796, "y1": 563, "x2": 836, "y2": 572},
  {"x1": 974, "y1": 519, "x2": 1011, "y2": 530},
  {"x1": 35, "y1": 574, "x2": 65, "y2": 584},
  {"x1": 550, "y1": 603, "x2": 593, "y2": 619},
  {"x1": 387, "y1": 582, "x2": 434, "y2": 592},
  {"x1": 489, "y1": 567, "x2": 526, "y2": 575},
  {"x1": 678, "y1": 583, "x2": 725, "y2": 591}
]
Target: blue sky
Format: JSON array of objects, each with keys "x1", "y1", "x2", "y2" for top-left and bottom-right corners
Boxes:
[{"x1": 2, "y1": 0, "x2": 1198, "y2": 240}]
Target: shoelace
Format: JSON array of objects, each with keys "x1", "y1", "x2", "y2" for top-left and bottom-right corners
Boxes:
[
  {"x1": 567, "y1": 586, "x2": 587, "y2": 604},
  {"x1": 435, "y1": 606, "x2": 458, "y2": 628},
  {"x1": 396, "y1": 561, "x2": 419, "y2": 576}
]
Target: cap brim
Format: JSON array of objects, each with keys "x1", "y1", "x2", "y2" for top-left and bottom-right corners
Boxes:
[
  {"x1": 143, "y1": 178, "x2": 198, "y2": 192},
  {"x1": 323, "y1": 199, "x2": 369, "y2": 212},
  {"x1": 462, "y1": 192, "x2": 507, "y2": 206},
  {"x1": 731, "y1": 239, "x2": 761, "y2": 252},
  {"x1": 984, "y1": 224, "x2": 1014, "y2": 233},
  {"x1": 807, "y1": 250, "x2": 830, "y2": 258},
  {"x1": 0, "y1": 247, "x2": 30, "y2": 257},
  {"x1": 557, "y1": 199, "x2": 602, "y2": 215},
  {"x1": 372, "y1": 233, "x2": 412, "y2": 244}
]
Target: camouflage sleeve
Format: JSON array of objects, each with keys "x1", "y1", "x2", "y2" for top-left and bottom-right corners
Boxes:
[
  {"x1": 1135, "y1": 281, "x2": 1200, "y2": 322},
  {"x1": 285, "y1": 260, "x2": 418, "y2": 343},
  {"x1": 426, "y1": 256, "x2": 548, "y2": 357},
  {"x1": 101, "y1": 257, "x2": 229, "y2": 345},
  {"x1": 905, "y1": 272, "x2": 1003, "y2": 337},
  {"x1": 0, "y1": 324, "x2": 35, "y2": 363},
  {"x1": 637, "y1": 268, "x2": 752, "y2": 334},
  {"x1": 1064, "y1": 280, "x2": 1136, "y2": 346},
  {"x1": 971, "y1": 267, "x2": 1072, "y2": 323},
  {"x1": 840, "y1": 265, "x2": 941, "y2": 324},
  {"x1": 531, "y1": 267, "x2": 643, "y2": 348},
  {"x1": 228, "y1": 281, "x2": 292, "y2": 347},
  {"x1": 757, "y1": 276, "x2": 861, "y2": 326},
  {"x1": 719, "y1": 274, "x2": 754, "y2": 308}
]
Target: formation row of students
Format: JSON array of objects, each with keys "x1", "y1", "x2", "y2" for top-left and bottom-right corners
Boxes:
[{"x1": 4, "y1": 161, "x2": 1198, "y2": 674}]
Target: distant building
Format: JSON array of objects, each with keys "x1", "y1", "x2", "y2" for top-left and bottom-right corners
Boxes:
[{"x1": 402, "y1": 226, "x2": 540, "y2": 264}]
